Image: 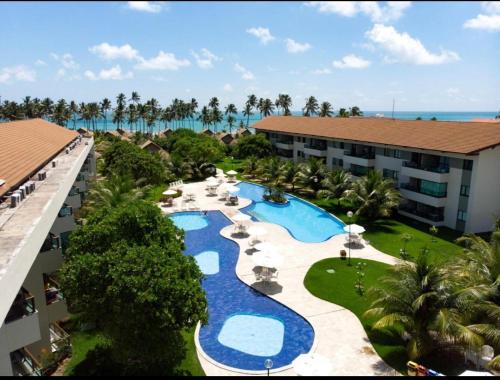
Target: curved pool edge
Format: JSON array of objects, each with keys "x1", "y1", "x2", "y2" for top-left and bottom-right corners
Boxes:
[{"x1": 237, "y1": 181, "x2": 348, "y2": 244}]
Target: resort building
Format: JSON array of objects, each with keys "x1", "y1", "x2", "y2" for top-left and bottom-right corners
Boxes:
[
  {"x1": 254, "y1": 116, "x2": 500, "y2": 233},
  {"x1": 139, "y1": 140, "x2": 170, "y2": 160},
  {"x1": 0, "y1": 119, "x2": 96, "y2": 375}
]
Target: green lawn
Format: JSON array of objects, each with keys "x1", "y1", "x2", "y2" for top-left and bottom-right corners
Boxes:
[
  {"x1": 304, "y1": 258, "x2": 408, "y2": 374},
  {"x1": 215, "y1": 157, "x2": 245, "y2": 180},
  {"x1": 64, "y1": 325, "x2": 204, "y2": 376}
]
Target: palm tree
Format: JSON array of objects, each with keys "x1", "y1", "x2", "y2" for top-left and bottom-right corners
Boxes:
[
  {"x1": 100, "y1": 98, "x2": 112, "y2": 131},
  {"x1": 319, "y1": 101, "x2": 334, "y2": 117},
  {"x1": 342, "y1": 170, "x2": 400, "y2": 220},
  {"x1": 318, "y1": 169, "x2": 352, "y2": 205},
  {"x1": 198, "y1": 106, "x2": 211, "y2": 131},
  {"x1": 243, "y1": 103, "x2": 253, "y2": 129},
  {"x1": 365, "y1": 252, "x2": 484, "y2": 361},
  {"x1": 350, "y1": 106, "x2": 363, "y2": 117},
  {"x1": 129, "y1": 91, "x2": 140, "y2": 105},
  {"x1": 280, "y1": 94, "x2": 292, "y2": 116},
  {"x1": 40, "y1": 97, "x2": 54, "y2": 119},
  {"x1": 83, "y1": 174, "x2": 151, "y2": 215},
  {"x1": 189, "y1": 98, "x2": 198, "y2": 130},
  {"x1": 296, "y1": 157, "x2": 328, "y2": 194},
  {"x1": 225, "y1": 103, "x2": 237, "y2": 133},
  {"x1": 69, "y1": 101, "x2": 78, "y2": 130},
  {"x1": 259, "y1": 157, "x2": 286, "y2": 186},
  {"x1": 337, "y1": 108, "x2": 350, "y2": 118},
  {"x1": 243, "y1": 155, "x2": 260, "y2": 178},
  {"x1": 113, "y1": 93, "x2": 127, "y2": 130},
  {"x1": 261, "y1": 98, "x2": 275, "y2": 117},
  {"x1": 282, "y1": 161, "x2": 300, "y2": 191},
  {"x1": 303, "y1": 96, "x2": 319, "y2": 117},
  {"x1": 257, "y1": 97, "x2": 264, "y2": 119}
]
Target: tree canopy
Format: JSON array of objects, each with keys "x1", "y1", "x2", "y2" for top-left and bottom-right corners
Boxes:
[{"x1": 232, "y1": 133, "x2": 272, "y2": 158}]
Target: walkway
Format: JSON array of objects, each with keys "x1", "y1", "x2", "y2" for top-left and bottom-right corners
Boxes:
[{"x1": 158, "y1": 175, "x2": 400, "y2": 376}]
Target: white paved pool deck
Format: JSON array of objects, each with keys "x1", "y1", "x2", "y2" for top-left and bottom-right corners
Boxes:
[{"x1": 158, "y1": 176, "x2": 401, "y2": 376}]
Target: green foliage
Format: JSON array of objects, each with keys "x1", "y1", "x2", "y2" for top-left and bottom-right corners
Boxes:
[
  {"x1": 263, "y1": 187, "x2": 287, "y2": 204},
  {"x1": 233, "y1": 133, "x2": 272, "y2": 159},
  {"x1": 60, "y1": 201, "x2": 207, "y2": 372},
  {"x1": 354, "y1": 262, "x2": 367, "y2": 295},
  {"x1": 102, "y1": 140, "x2": 167, "y2": 185},
  {"x1": 296, "y1": 157, "x2": 328, "y2": 193}
]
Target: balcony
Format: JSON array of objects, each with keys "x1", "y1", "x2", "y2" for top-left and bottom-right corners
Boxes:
[
  {"x1": 401, "y1": 161, "x2": 450, "y2": 183},
  {"x1": 349, "y1": 164, "x2": 373, "y2": 177},
  {"x1": 10, "y1": 348, "x2": 43, "y2": 376},
  {"x1": 40, "y1": 234, "x2": 61, "y2": 253},
  {"x1": 400, "y1": 183, "x2": 447, "y2": 198},
  {"x1": 5, "y1": 288, "x2": 36, "y2": 324},
  {"x1": 49, "y1": 323, "x2": 71, "y2": 354},
  {"x1": 304, "y1": 144, "x2": 327, "y2": 157},
  {"x1": 58, "y1": 204, "x2": 73, "y2": 218},
  {"x1": 399, "y1": 204, "x2": 444, "y2": 223},
  {"x1": 44, "y1": 275, "x2": 64, "y2": 305},
  {"x1": 400, "y1": 183, "x2": 447, "y2": 208},
  {"x1": 343, "y1": 150, "x2": 375, "y2": 167},
  {"x1": 275, "y1": 141, "x2": 294, "y2": 150}
]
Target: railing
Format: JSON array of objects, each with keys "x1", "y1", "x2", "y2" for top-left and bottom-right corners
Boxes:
[
  {"x1": 68, "y1": 186, "x2": 80, "y2": 196},
  {"x1": 304, "y1": 144, "x2": 327, "y2": 151},
  {"x1": 5, "y1": 288, "x2": 36, "y2": 324},
  {"x1": 276, "y1": 139, "x2": 294, "y2": 145},
  {"x1": 10, "y1": 348, "x2": 43, "y2": 376},
  {"x1": 344, "y1": 151, "x2": 375, "y2": 159},
  {"x1": 400, "y1": 183, "x2": 447, "y2": 198},
  {"x1": 75, "y1": 173, "x2": 86, "y2": 182},
  {"x1": 403, "y1": 161, "x2": 449, "y2": 174},
  {"x1": 45, "y1": 276, "x2": 64, "y2": 305},
  {"x1": 350, "y1": 166, "x2": 372, "y2": 177},
  {"x1": 58, "y1": 205, "x2": 73, "y2": 217},
  {"x1": 41, "y1": 234, "x2": 61, "y2": 252},
  {"x1": 49, "y1": 323, "x2": 71, "y2": 354},
  {"x1": 399, "y1": 205, "x2": 444, "y2": 222}
]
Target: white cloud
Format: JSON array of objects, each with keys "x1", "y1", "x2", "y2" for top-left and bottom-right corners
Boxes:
[
  {"x1": 464, "y1": 2, "x2": 500, "y2": 31},
  {"x1": 190, "y1": 48, "x2": 221, "y2": 69},
  {"x1": 234, "y1": 63, "x2": 255, "y2": 80},
  {"x1": 55, "y1": 68, "x2": 81, "y2": 81},
  {"x1": 366, "y1": 24, "x2": 460, "y2": 65},
  {"x1": 285, "y1": 38, "x2": 312, "y2": 53},
  {"x1": 305, "y1": 1, "x2": 411, "y2": 22},
  {"x1": 135, "y1": 51, "x2": 191, "y2": 70},
  {"x1": 311, "y1": 68, "x2": 332, "y2": 75},
  {"x1": 84, "y1": 65, "x2": 133, "y2": 80},
  {"x1": 127, "y1": 1, "x2": 166, "y2": 13},
  {"x1": 34, "y1": 59, "x2": 46, "y2": 66},
  {"x1": 51, "y1": 53, "x2": 79, "y2": 69},
  {"x1": 333, "y1": 54, "x2": 371, "y2": 69},
  {"x1": 246, "y1": 27, "x2": 275, "y2": 44},
  {"x1": 89, "y1": 42, "x2": 140, "y2": 60},
  {"x1": 0, "y1": 65, "x2": 36, "y2": 83},
  {"x1": 223, "y1": 83, "x2": 233, "y2": 92}
]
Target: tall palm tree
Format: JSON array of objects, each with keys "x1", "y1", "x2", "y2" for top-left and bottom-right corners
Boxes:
[
  {"x1": 243, "y1": 103, "x2": 253, "y2": 129},
  {"x1": 225, "y1": 103, "x2": 237, "y2": 133},
  {"x1": 100, "y1": 98, "x2": 112, "y2": 131},
  {"x1": 189, "y1": 98, "x2": 198, "y2": 130},
  {"x1": 259, "y1": 157, "x2": 286, "y2": 186},
  {"x1": 303, "y1": 96, "x2": 319, "y2": 117},
  {"x1": 337, "y1": 108, "x2": 350, "y2": 118},
  {"x1": 40, "y1": 97, "x2": 54, "y2": 120},
  {"x1": 261, "y1": 98, "x2": 275, "y2": 117},
  {"x1": 198, "y1": 106, "x2": 211, "y2": 131},
  {"x1": 282, "y1": 161, "x2": 300, "y2": 191},
  {"x1": 280, "y1": 94, "x2": 292, "y2": 116},
  {"x1": 296, "y1": 157, "x2": 328, "y2": 193},
  {"x1": 243, "y1": 155, "x2": 260, "y2": 178},
  {"x1": 318, "y1": 169, "x2": 352, "y2": 205},
  {"x1": 257, "y1": 97, "x2": 264, "y2": 119},
  {"x1": 129, "y1": 91, "x2": 140, "y2": 105},
  {"x1": 350, "y1": 106, "x2": 363, "y2": 117},
  {"x1": 365, "y1": 252, "x2": 484, "y2": 361},
  {"x1": 342, "y1": 170, "x2": 400, "y2": 220},
  {"x1": 22, "y1": 96, "x2": 33, "y2": 119},
  {"x1": 69, "y1": 101, "x2": 78, "y2": 130},
  {"x1": 113, "y1": 93, "x2": 127, "y2": 130},
  {"x1": 319, "y1": 101, "x2": 334, "y2": 117}
]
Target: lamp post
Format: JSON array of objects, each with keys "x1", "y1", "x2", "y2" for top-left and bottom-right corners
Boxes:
[
  {"x1": 264, "y1": 359, "x2": 273, "y2": 376},
  {"x1": 347, "y1": 210, "x2": 353, "y2": 266}
]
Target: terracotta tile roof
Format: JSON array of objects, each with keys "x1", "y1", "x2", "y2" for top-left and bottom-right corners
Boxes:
[
  {"x1": 0, "y1": 118, "x2": 78, "y2": 197},
  {"x1": 253, "y1": 116, "x2": 500, "y2": 155}
]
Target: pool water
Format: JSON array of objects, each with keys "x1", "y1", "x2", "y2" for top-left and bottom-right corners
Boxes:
[
  {"x1": 237, "y1": 182, "x2": 346, "y2": 243},
  {"x1": 170, "y1": 212, "x2": 208, "y2": 231},
  {"x1": 171, "y1": 211, "x2": 314, "y2": 371}
]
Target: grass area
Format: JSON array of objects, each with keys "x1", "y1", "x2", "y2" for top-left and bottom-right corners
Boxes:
[
  {"x1": 64, "y1": 324, "x2": 204, "y2": 376},
  {"x1": 304, "y1": 258, "x2": 407, "y2": 375},
  {"x1": 215, "y1": 157, "x2": 245, "y2": 180}
]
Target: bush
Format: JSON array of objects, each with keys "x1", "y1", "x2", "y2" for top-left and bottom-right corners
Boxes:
[{"x1": 233, "y1": 133, "x2": 272, "y2": 159}]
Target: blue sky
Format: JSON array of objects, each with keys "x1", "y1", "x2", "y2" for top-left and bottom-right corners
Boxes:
[{"x1": 1, "y1": 1, "x2": 499, "y2": 111}]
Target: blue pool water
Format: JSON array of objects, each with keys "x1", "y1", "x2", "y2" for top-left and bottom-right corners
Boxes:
[
  {"x1": 170, "y1": 212, "x2": 208, "y2": 231},
  {"x1": 171, "y1": 211, "x2": 314, "y2": 371},
  {"x1": 194, "y1": 251, "x2": 220, "y2": 275},
  {"x1": 237, "y1": 182, "x2": 346, "y2": 243}
]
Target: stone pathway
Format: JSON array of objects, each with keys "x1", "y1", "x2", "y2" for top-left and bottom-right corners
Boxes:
[{"x1": 158, "y1": 175, "x2": 401, "y2": 376}]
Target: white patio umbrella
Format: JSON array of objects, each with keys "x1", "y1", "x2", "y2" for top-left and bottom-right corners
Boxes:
[
  {"x1": 232, "y1": 213, "x2": 251, "y2": 223},
  {"x1": 215, "y1": 171, "x2": 226, "y2": 177},
  {"x1": 225, "y1": 185, "x2": 240, "y2": 193},
  {"x1": 226, "y1": 170, "x2": 238, "y2": 176},
  {"x1": 247, "y1": 225, "x2": 267, "y2": 237},
  {"x1": 343, "y1": 224, "x2": 366, "y2": 234},
  {"x1": 459, "y1": 370, "x2": 493, "y2": 376},
  {"x1": 205, "y1": 176, "x2": 217, "y2": 182},
  {"x1": 252, "y1": 250, "x2": 283, "y2": 269},
  {"x1": 292, "y1": 353, "x2": 333, "y2": 376},
  {"x1": 162, "y1": 189, "x2": 177, "y2": 196}
]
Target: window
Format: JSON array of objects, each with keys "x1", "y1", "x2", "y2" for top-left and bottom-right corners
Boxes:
[
  {"x1": 383, "y1": 169, "x2": 399, "y2": 181},
  {"x1": 384, "y1": 148, "x2": 402, "y2": 158},
  {"x1": 420, "y1": 180, "x2": 447, "y2": 197},
  {"x1": 394, "y1": 150, "x2": 402, "y2": 159},
  {"x1": 457, "y1": 210, "x2": 467, "y2": 222},
  {"x1": 297, "y1": 151, "x2": 305, "y2": 158},
  {"x1": 331, "y1": 158, "x2": 337, "y2": 166},
  {"x1": 460, "y1": 185, "x2": 470, "y2": 197},
  {"x1": 338, "y1": 159, "x2": 343, "y2": 168},
  {"x1": 296, "y1": 136, "x2": 301, "y2": 142},
  {"x1": 463, "y1": 160, "x2": 473, "y2": 171},
  {"x1": 383, "y1": 148, "x2": 392, "y2": 157}
]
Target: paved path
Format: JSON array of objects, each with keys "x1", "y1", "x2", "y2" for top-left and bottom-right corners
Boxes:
[{"x1": 159, "y1": 175, "x2": 401, "y2": 376}]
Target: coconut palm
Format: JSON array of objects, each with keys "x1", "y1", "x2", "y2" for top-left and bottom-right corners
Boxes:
[
  {"x1": 296, "y1": 157, "x2": 328, "y2": 193},
  {"x1": 129, "y1": 91, "x2": 140, "y2": 105},
  {"x1": 303, "y1": 96, "x2": 319, "y2": 117},
  {"x1": 243, "y1": 103, "x2": 253, "y2": 129},
  {"x1": 69, "y1": 101, "x2": 78, "y2": 130},
  {"x1": 319, "y1": 101, "x2": 334, "y2": 117},
  {"x1": 40, "y1": 97, "x2": 54, "y2": 119},
  {"x1": 198, "y1": 106, "x2": 211, "y2": 131},
  {"x1": 280, "y1": 94, "x2": 293, "y2": 116},
  {"x1": 113, "y1": 93, "x2": 127, "y2": 129},
  {"x1": 318, "y1": 169, "x2": 352, "y2": 205},
  {"x1": 337, "y1": 108, "x2": 349, "y2": 118},
  {"x1": 100, "y1": 98, "x2": 112, "y2": 131},
  {"x1": 259, "y1": 157, "x2": 286, "y2": 187},
  {"x1": 261, "y1": 98, "x2": 275, "y2": 117},
  {"x1": 350, "y1": 106, "x2": 363, "y2": 117},
  {"x1": 282, "y1": 160, "x2": 300, "y2": 191},
  {"x1": 243, "y1": 155, "x2": 260, "y2": 178},
  {"x1": 225, "y1": 103, "x2": 237, "y2": 133},
  {"x1": 365, "y1": 252, "x2": 485, "y2": 361},
  {"x1": 342, "y1": 170, "x2": 400, "y2": 220}
]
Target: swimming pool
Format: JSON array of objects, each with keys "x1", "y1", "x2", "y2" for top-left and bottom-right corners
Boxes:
[
  {"x1": 237, "y1": 182, "x2": 346, "y2": 243},
  {"x1": 170, "y1": 212, "x2": 209, "y2": 231},
  {"x1": 170, "y1": 211, "x2": 314, "y2": 371}
]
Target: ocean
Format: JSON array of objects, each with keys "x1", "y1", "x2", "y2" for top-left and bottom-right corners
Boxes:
[{"x1": 67, "y1": 111, "x2": 498, "y2": 133}]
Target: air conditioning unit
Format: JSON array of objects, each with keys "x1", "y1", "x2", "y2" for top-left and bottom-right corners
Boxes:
[
  {"x1": 27, "y1": 181, "x2": 35, "y2": 193},
  {"x1": 19, "y1": 186, "x2": 27, "y2": 199},
  {"x1": 23, "y1": 182, "x2": 31, "y2": 195},
  {"x1": 52, "y1": 160, "x2": 57, "y2": 168},
  {"x1": 10, "y1": 193, "x2": 21, "y2": 208},
  {"x1": 38, "y1": 171, "x2": 47, "y2": 181},
  {"x1": 14, "y1": 189, "x2": 24, "y2": 201},
  {"x1": 66, "y1": 148, "x2": 70, "y2": 154}
]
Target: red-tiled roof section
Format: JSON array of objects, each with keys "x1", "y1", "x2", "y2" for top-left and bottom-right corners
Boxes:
[
  {"x1": 253, "y1": 116, "x2": 500, "y2": 155},
  {"x1": 0, "y1": 119, "x2": 78, "y2": 197}
]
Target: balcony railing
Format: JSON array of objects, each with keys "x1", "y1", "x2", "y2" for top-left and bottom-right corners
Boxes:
[
  {"x1": 45, "y1": 276, "x2": 64, "y2": 305},
  {"x1": 399, "y1": 205, "x2": 444, "y2": 222},
  {"x1": 49, "y1": 323, "x2": 71, "y2": 354},
  {"x1": 10, "y1": 348, "x2": 43, "y2": 376},
  {"x1": 75, "y1": 173, "x2": 86, "y2": 182},
  {"x1": 41, "y1": 234, "x2": 62, "y2": 252},
  {"x1": 304, "y1": 144, "x2": 327, "y2": 151},
  {"x1": 276, "y1": 139, "x2": 294, "y2": 145},
  {"x1": 68, "y1": 186, "x2": 80, "y2": 196},
  {"x1": 401, "y1": 183, "x2": 447, "y2": 198},
  {"x1": 344, "y1": 151, "x2": 375, "y2": 159},
  {"x1": 403, "y1": 161, "x2": 449, "y2": 174},
  {"x1": 5, "y1": 288, "x2": 36, "y2": 324},
  {"x1": 58, "y1": 205, "x2": 73, "y2": 217}
]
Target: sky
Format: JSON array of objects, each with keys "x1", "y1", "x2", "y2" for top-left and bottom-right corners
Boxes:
[{"x1": 0, "y1": 1, "x2": 499, "y2": 111}]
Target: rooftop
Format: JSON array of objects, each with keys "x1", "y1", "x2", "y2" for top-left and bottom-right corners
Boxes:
[
  {"x1": 0, "y1": 119, "x2": 79, "y2": 198},
  {"x1": 253, "y1": 116, "x2": 500, "y2": 155}
]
